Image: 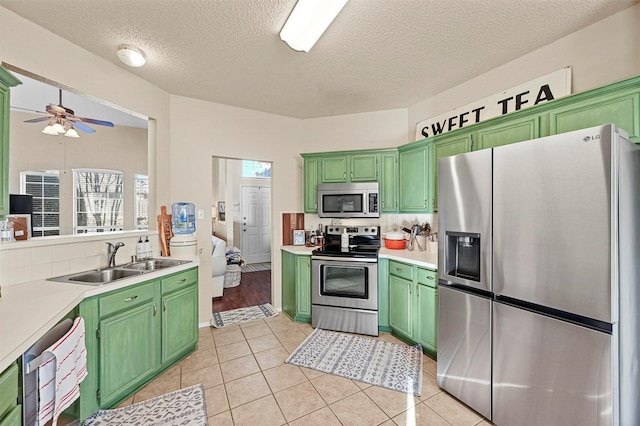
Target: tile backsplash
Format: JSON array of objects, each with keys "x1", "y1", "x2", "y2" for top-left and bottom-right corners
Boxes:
[
  {"x1": 0, "y1": 231, "x2": 158, "y2": 287},
  {"x1": 304, "y1": 213, "x2": 438, "y2": 237}
]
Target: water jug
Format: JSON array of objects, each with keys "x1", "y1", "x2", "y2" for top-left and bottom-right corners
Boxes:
[{"x1": 171, "y1": 202, "x2": 196, "y2": 234}]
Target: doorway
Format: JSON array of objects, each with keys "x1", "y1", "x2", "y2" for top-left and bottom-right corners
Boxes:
[{"x1": 212, "y1": 157, "x2": 272, "y2": 314}]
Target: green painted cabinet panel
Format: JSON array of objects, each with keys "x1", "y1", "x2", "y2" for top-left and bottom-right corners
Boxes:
[
  {"x1": 549, "y1": 92, "x2": 640, "y2": 142},
  {"x1": 281, "y1": 250, "x2": 312, "y2": 323},
  {"x1": 99, "y1": 298, "x2": 160, "y2": 407},
  {"x1": 416, "y1": 282, "x2": 437, "y2": 355},
  {"x1": 304, "y1": 157, "x2": 319, "y2": 213},
  {"x1": 295, "y1": 255, "x2": 312, "y2": 319},
  {"x1": 399, "y1": 145, "x2": 431, "y2": 212},
  {"x1": 0, "y1": 67, "x2": 22, "y2": 217},
  {"x1": 389, "y1": 275, "x2": 412, "y2": 340},
  {"x1": 476, "y1": 116, "x2": 541, "y2": 150},
  {"x1": 350, "y1": 153, "x2": 378, "y2": 181},
  {"x1": 321, "y1": 156, "x2": 349, "y2": 182},
  {"x1": 380, "y1": 152, "x2": 398, "y2": 213},
  {"x1": 377, "y1": 259, "x2": 390, "y2": 330},
  {"x1": 0, "y1": 405, "x2": 20, "y2": 426},
  {"x1": 0, "y1": 363, "x2": 18, "y2": 424},
  {"x1": 161, "y1": 285, "x2": 198, "y2": 365}
]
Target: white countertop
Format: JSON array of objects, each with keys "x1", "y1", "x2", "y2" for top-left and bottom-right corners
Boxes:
[
  {"x1": 0, "y1": 260, "x2": 199, "y2": 373},
  {"x1": 281, "y1": 245, "x2": 317, "y2": 255}
]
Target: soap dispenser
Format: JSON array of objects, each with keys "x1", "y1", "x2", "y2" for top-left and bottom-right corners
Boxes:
[
  {"x1": 136, "y1": 237, "x2": 144, "y2": 260},
  {"x1": 144, "y1": 236, "x2": 152, "y2": 259},
  {"x1": 341, "y1": 228, "x2": 349, "y2": 249}
]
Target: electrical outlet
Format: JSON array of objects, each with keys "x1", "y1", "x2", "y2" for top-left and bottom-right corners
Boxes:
[{"x1": 197, "y1": 209, "x2": 204, "y2": 219}]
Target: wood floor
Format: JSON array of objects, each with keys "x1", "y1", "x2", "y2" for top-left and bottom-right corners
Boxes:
[{"x1": 212, "y1": 270, "x2": 271, "y2": 313}]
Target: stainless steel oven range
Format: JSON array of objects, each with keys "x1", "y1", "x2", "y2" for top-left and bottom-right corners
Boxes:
[{"x1": 311, "y1": 225, "x2": 380, "y2": 336}]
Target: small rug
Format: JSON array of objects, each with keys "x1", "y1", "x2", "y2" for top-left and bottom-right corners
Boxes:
[
  {"x1": 241, "y1": 262, "x2": 271, "y2": 273},
  {"x1": 211, "y1": 303, "x2": 278, "y2": 328},
  {"x1": 82, "y1": 384, "x2": 206, "y2": 426},
  {"x1": 286, "y1": 328, "x2": 423, "y2": 396}
]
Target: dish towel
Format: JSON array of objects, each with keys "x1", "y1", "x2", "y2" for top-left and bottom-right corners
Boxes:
[{"x1": 37, "y1": 317, "x2": 88, "y2": 426}]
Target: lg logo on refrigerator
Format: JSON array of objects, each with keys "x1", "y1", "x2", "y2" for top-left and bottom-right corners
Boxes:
[{"x1": 583, "y1": 134, "x2": 601, "y2": 142}]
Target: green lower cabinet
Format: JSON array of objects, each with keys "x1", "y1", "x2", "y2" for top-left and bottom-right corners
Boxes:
[
  {"x1": 388, "y1": 275, "x2": 413, "y2": 340},
  {"x1": 0, "y1": 405, "x2": 20, "y2": 426},
  {"x1": 416, "y1": 283, "x2": 437, "y2": 356},
  {"x1": 99, "y1": 299, "x2": 160, "y2": 407},
  {"x1": 281, "y1": 251, "x2": 311, "y2": 323},
  {"x1": 388, "y1": 260, "x2": 438, "y2": 357},
  {"x1": 0, "y1": 362, "x2": 18, "y2": 426},
  {"x1": 79, "y1": 268, "x2": 199, "y2": 420},
  {"x1": 377, "y1": 259, "x2": 390, "y2": 331}
]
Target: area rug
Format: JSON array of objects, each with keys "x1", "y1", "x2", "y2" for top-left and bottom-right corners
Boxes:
[
  {"x1": 211, "y1": 303, "x2": 278, "y2": 328},
  {"x1": 241, "y1": 262, "x2": 271, "y2": 273},
  {"x1": 286, "y1": 328, "x2": 423, "y2": 396},
  {"x1": 82, "y1": 384, "x2": 207, "y2": 425}
]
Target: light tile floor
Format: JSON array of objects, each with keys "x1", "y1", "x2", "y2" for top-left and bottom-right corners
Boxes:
[{"x1": 118, "y1": 314, "x2": 491, "y2": 426}]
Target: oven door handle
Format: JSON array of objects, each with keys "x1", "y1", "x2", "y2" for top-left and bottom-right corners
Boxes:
[{"x1": 311, "y1": 255, "x2": 378, "y2": 263}]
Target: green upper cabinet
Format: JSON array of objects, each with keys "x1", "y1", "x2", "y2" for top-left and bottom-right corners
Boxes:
[
  {"x1": 0, "y1": 67, "x2": 22, "y2": 217},
  {"x1": 303, "y1": 157, "x2": 320, "y2": 213},
  {"x1": 475, "y1": 115, "x2": 541, "y2": 150},
  {"x1": 321, "y1": 156, "x2": 350, "y2": 182},
  {"x1": 549, "y1": 90, "x2": 640, "y2": 142},
  {"x1": 320, "y1": 152, "x2": 378, "y2": 183},
  {"x1": 399, "y1": 143, "x2": 432, "y2": 212},
  {"x1": 380, "y1": 152, "x2": 398, "y2": 213}
]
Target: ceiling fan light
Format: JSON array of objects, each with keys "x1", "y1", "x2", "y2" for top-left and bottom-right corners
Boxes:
[
  {"x1": 64, "y1": 127, "x2": 80, "y2": 138},
  {"x1": 51, "y1": 122, "x2": 66, "y2": 134},
  {"x1": 117, "y1": 45, "x2": 146, "y2": 67},
  {"x1": 42, "y1": 124, "x2": 59, "y2": 136},
  {"x1": 280, "y1": 0, "x2": 349, "y2": 52}
]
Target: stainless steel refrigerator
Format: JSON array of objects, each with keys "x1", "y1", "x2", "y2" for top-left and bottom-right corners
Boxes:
[{"x1": 437, "y1": 124, "x2": 640, "y2": 425}]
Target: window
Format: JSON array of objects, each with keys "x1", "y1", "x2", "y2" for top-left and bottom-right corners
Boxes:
[
  {"x1": 73, "y1": 169, "x2": 124, "y2": 233},
  {"x1": 134, "y1": 174, "x2": 149, "y2": 230},
  {"x1": 20, "y1": 171, "x2": 60, "y2": 237},
  {"x1": 242, "y1": 160, "x2": 271, "y2": 178}
]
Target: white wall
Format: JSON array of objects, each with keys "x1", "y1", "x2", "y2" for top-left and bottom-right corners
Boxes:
[{"x1": 407, "y1": 4, "x2": 640, "y2": 142}]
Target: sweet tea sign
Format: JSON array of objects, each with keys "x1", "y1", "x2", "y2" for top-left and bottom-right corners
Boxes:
[{"x1": 415, "y1": 67, "x2": 572, "y2": 141}]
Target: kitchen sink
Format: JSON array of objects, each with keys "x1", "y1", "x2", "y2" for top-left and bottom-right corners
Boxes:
[
  {"x1": 47, "y1": 258, "x2": 191, "y2": 285},
  {"x1": 120, "y1": 258, "x2": 191, "y2": 271}
]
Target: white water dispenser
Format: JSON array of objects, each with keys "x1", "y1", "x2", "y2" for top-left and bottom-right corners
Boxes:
[{"x1": 170, "y1": 202, "x2": 197, "y2": 257}]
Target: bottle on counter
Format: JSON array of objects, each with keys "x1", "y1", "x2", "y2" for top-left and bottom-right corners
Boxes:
[
  {"x1": 136, "y1": 237, "x2": 144, "y2": 260},
  {"x1": 310, "y1": 231, "x2": 317, "y2": 246},
  {"x1": 341, "y1": 228, "x2": 349, "y2": 249},
  {"x1": 144, "y1": 236, "x2": 152, "y2": 259}
]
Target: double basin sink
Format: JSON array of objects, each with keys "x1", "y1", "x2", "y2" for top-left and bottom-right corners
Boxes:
[{"x1": 48, "y1": 258, "x2": 192, "y2": 286}]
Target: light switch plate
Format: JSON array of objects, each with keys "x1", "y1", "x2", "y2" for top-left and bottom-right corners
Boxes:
[{"x1": 197, "y1": 209, "x2": 204, "y2": 219}]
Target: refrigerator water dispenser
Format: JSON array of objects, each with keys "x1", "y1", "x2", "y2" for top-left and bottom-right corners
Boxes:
[{"x1": 445, "y1": 231, "x2": 481, "y2": 282}]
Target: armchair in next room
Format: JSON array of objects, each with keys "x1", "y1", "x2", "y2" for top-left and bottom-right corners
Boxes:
[{"x1": 212, "y1": 235, "x2": 227, "y2": 298}]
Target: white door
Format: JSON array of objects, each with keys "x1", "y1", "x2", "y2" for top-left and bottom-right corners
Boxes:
[{"x1": 241, "y1": 186, "x2": 271, "y2": 264}]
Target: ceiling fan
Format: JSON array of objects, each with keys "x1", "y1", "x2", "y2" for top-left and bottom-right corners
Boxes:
[{"x1": 23, "y1": 89, "x2": 115, "y2": 135}]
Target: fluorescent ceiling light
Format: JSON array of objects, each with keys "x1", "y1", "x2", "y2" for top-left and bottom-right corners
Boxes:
[
  {"x1": 117, "y1": 45, "x2": 146, "y2": 67},
  {"x1": 280, "y1": 0, "x2": 348, "y2": 52}
]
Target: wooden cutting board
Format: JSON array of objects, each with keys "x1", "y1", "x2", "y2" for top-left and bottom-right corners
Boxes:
[
  {"x1": 157, "y1": 206, "x2": 173, "y2": 256},
  {"x1": 282, "y1": 213, "x2": 304, "y2": 245}
]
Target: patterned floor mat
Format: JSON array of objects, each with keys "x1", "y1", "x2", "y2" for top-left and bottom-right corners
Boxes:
[
  {"x1": 211, "y1": 303, "x2": 278, "y2": 327},
  {"x1": 82, "y1": 384, "x2": 206, "y2": 425},
  {"x1": 286, "y1": 328, "x2": 423, "y2": 396},
  {"x1": 241, "y1": 262, "x2": 271, "y2": 273}
]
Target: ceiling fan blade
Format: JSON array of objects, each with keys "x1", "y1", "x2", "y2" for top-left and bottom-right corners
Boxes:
[
  {"x1": 77, "y1": 117, "x2": 115, "y2": 127},
  {"x1": 24, "y1": 116, "x2": 53, "y2": 123},
  {"x1": 73, "y1": 121, "x2": 96, "y2": 133}
]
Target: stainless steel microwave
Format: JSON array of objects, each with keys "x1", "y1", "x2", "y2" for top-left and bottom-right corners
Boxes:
[{"x1": 317, "y1": 182, "x2": 380, "y2": 218}]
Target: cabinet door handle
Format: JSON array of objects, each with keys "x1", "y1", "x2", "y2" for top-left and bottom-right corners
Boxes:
[
  {"x1": 153, "y1": 303, "x2": 157, "y2": 317},
  {"x1": 424, "y1": 199, "x2": 428, "y2": 207},
  {"x1": 427, "y1": 276, "x2": 435, "y2": 280},
  {"x1": 124, "y1": 295, "x2": 138, "y2": 302},
  {"x1": 178, "y1": 278, "x2": 187, "y2": 284},
  {"x1": 343, "y1": 172, "x2": 347, "y2": 181},
  {"x1": 432, "y1": 198, "x2": 436, "y2": 209},
  {"x1": 350, "y1": 172, "x2": 353, "y2": 180},
  {"x1": 395, "y1": 268, "x2": 403, "y2": 273},
  {"x1": 163, "y1": 299, "x2": 167, "y2": 311}
]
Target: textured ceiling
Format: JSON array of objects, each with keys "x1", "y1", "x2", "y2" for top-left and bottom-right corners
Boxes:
[{"x1": 2, "y1": 0, "x2": 637, "y2": 119}]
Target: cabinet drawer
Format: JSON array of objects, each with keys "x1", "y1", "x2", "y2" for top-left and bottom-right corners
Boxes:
[
  {"x1": 100, "y1": 281, "x2": 156, "y2": 317},
  {"x1": 417, "y1": 267, "x2": 438, "y2": 288},
  {"x1": 0, "y1": 363, "x2": 18, "y2": 421},
  {"x1": 161, "y1": 268, "x2": 197, "y2": 294},
  {"x1": 389, "y1": 260, "x2": 413, "y2": 281}
]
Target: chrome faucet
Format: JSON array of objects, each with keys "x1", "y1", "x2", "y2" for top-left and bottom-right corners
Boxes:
[{"x1": 106, "y1": 242, "x2": 125, "y2": 268}]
